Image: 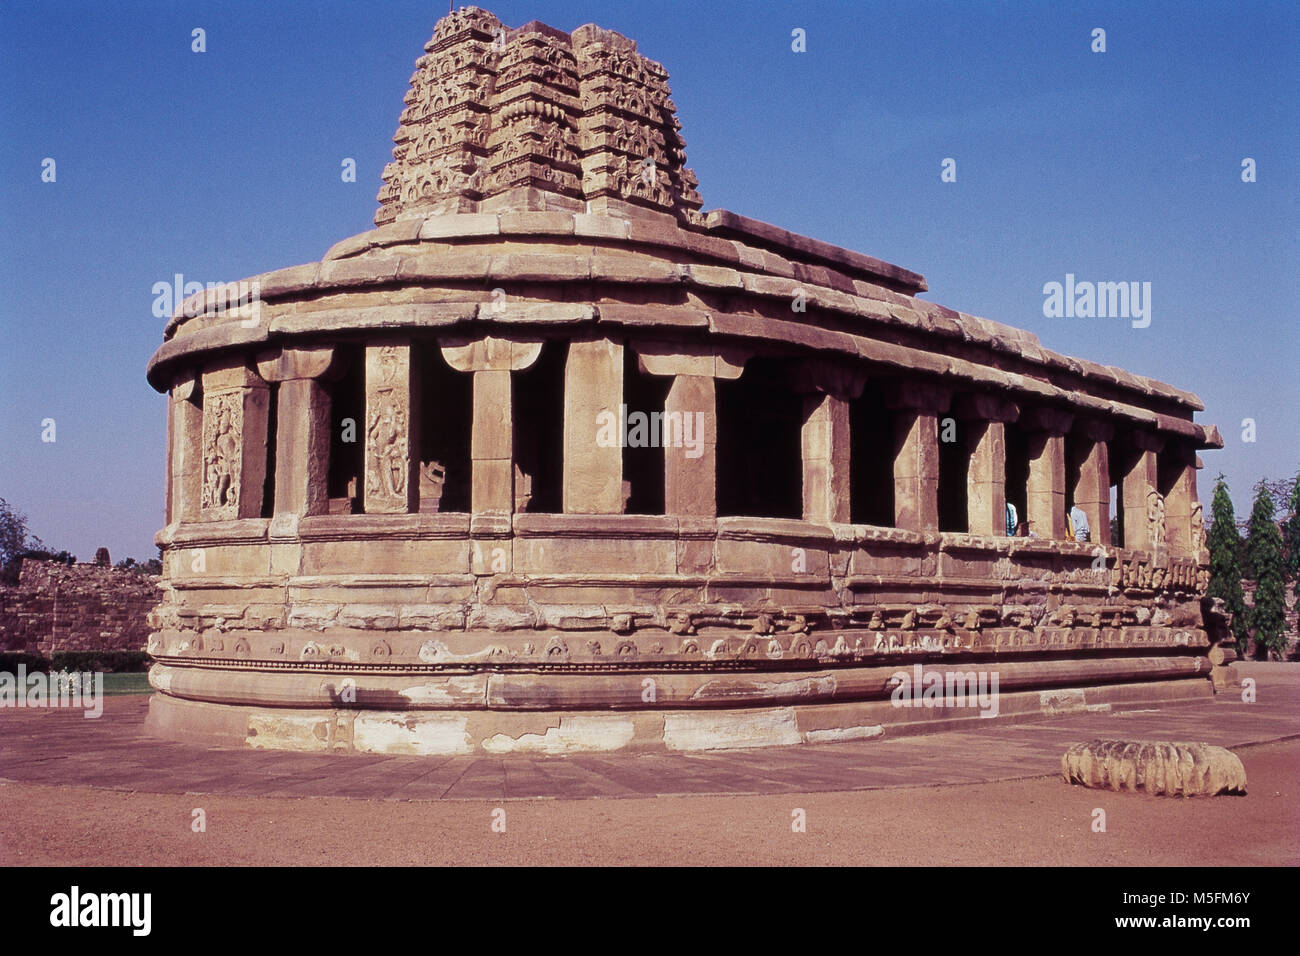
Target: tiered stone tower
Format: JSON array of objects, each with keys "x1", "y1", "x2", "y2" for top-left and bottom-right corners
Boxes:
[
  {"x1": 374, "y1": 8, "x2": 702, "y2": 225},
  {"x1": 143, "y1": 8, "x2": 1229, "y2": 756}
]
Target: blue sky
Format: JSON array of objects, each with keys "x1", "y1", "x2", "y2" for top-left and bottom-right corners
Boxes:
[{"x1": 1, "y1": 0, "x2": 1296, "y2": 561}]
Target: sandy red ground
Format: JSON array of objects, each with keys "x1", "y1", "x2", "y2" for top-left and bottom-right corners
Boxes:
[{"x1": 2, "y1": 737, "x2": 1294, "y2": 867}]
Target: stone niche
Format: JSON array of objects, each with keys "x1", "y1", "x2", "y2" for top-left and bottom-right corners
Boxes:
[{"x1": 142, "y1": 6, "x2": 1224, "y2": 756}]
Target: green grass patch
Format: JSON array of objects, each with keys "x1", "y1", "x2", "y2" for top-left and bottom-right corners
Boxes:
[{"x1": 100, "y1": 673, "x2": 153, "y2": 695}]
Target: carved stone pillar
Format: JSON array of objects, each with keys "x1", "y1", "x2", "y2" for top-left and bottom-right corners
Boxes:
[
  {"x1": 199, "y1": 360, "x2": 269, "y2": 521},
  {"x1": 953, "y1": 393, "x2": 1019, "y2": 537},
  {"x1": 1073, "y1": 419, "x2": 1114, "y2": 546},
  {"x1": 886, "y1": 383, "x2": 951, "y2": 532},
  {"x1": 363, "y1": 342, "x2": 419, "y2": 515},
  {"x1": 168, "y1": 373, "x2": 203, "y2": 525},
  {"x1": 634, "y1": 343, "x2": 747, "y2": 518},
  {"x1": 441, "y1": 336, "x2": 543, "y2": 514},
  {"x1": 1121, "y1": 431, "x2": 1165, "y2": 551},
  {"x1": 1162, "y1": 441, "x2": 1198, "y2": 554},
  {"x1": 564, "y1": 337, "x2": 624, "y2": 514},
  {"x1": 1021, "y1": 406, "x2": 1073, "y2": 540},
  {"x1": 791, "y1": 361, "x2": 864, "y2": 525},
  {"x1": 255, "y1": 347, "x2": 341, "y2": 518}
]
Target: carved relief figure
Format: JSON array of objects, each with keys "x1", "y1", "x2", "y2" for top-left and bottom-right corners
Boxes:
[
  {"x1": 1189, "y1": 501, "x2": 1205, "y2": 553},
  {"x1": 202, "y1": 393, "x2": 241, "y2": 514},
  {"x1": 1146, "y1": 490, "x2": 1166, "y2": 550},
  {"x1": 366, "y1": 399, "x2": 408, "y2": 500}
]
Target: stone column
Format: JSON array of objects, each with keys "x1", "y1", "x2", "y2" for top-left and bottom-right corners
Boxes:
[
  {"x1": 1073, "y1": 419, "x2": 1114, "y2": 546},
  {"x1": 800, "y1": 393, "x2": 851, "y2": 523},
  {"x1": 255, "y1": 347, "x2": 341, "y2": 518},
  {"x1": 1021, "y1": 407, "x2": 1074, "y2": 540},
  {"x1": 635, "y1": 343, "x2": 747, "y2": 518},
  {"x1": 441, "y1": 336, "x2": 543, "y2": 514},
  {"x1": 791, "y1": 361, "x2": 864, "y2": 525},
  {"x1": 363, "y1": 342, "x2": 419, "y2": 515},
  {"x1": 886, "y1": 383, "x2": 951, "y2": 532},
  {"x1": 564, "y1": 337, "x2": 624, "y2": 514},
  {"x1": 168, "y1": 373, "x2": 203, "y2": 525},
  {"x1": 952, "y1": 393, "x2": 1019, "y2": 537},
  {"x1": 1121, "y1": 431, "x2": 1165, "y2": 551},
  {"x1": 664, "y1": 375, "x2": 717, "y2": 516},
  {"x1": 1162, "y1": 441, "x2": 1198, "y2": 554},
  {"x1": 199, "y1": 360, "x2": 270, "y2": 520}
]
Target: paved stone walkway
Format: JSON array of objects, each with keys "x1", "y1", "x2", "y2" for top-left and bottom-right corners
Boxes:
[{"x1": 1, "y1": 664, "x2": 1294, "y2": 801}]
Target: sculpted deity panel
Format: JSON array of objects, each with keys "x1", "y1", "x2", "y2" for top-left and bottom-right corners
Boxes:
[{"x1": 201, "y1": 390, "x2": 243, "y2": 519}]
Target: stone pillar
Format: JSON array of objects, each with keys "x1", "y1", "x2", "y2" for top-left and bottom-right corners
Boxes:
[
  {"x1": 363, "y1": 342, "x2": 419, "y2": 515},
  {"x1": 1021, "y1": 407, "x2": 1073, "y2": 540},
  {"x1": 564, "y1": 337, "x2": 624, "y2": 514},
  {"x1": 953, "y1": 394, "x2": 1019, "y2": 537},
  {"x1": 199, "y1": 360, "x2": 270, "y2": 520},
  {"x1": 886, "y1": 383, "x2": 951, "y2": 532},
  {"x1": 634, "y1": 343, "x2": 747, "y2": 519},
  {"x1": 1073, "y1": 419, "x2": 1114, "y2": 546},
  {"x1": 1121, "y1": 431, "x2": 1165, "y2": 551},
  {"x1": 800, "y1": 393, "x2": 852, "y2": 523},
  {"x1": 255, "y1": 347, "x2": 341, "y2": 518},
  {"x1": 441, "y1": 336, "x2": 543, "y2": 514},
  {"x1": 168, "y1": 373, "x2": 203, "y2": 525},
  {"x1": 791, "y1": 361, "x2": 863, "y2": 525},
  {"x1": 664, "y1": 375, "x2": 717, "y2": 516},
  {"x1": 1163, "y1": 441, "x2": 1198, "y2": 554}
]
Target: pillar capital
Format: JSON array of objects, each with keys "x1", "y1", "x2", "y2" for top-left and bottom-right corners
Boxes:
[
  {"x1": 787, "y1": 359, "x2": 867, "y2": 400},
  {"x1": 171, "y1": 372, "x2": 200, "y2": 402},
  {"x1": 441, "y1": 335, "x2": 543, "y2": 373},
  {"x1": 255, "y1": 346, "x2": 343, "y2": 383},
  {"x1": 1019, "y1": 405, "x2": 1074, "y2": 436},
  {"x1": 885, "y1": 381, "x2": 952, "y2": 415},
  {"x1": 1075, "y1": 417, "x2": 1115, "y2": 443},
  {"x1": 1129, "y1": 429, "x2": 1166, "y2": 453},
  {"x1": 633, "y1": 341, "x2": 748, "y2": 380},
  {"x1": 952, "y1": 392, "x2": 1019, "y2": 424},
  {"x1": 202, "y1": 358, "x2": 265, "y2": 391}
]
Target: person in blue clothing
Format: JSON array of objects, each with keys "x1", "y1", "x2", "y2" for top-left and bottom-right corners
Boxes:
[{"x1": 1069, "y1": 504, "x2": 1090, "y2": 542}]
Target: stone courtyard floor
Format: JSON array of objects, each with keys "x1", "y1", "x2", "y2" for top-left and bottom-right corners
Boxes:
[{"x1": 1, "y1": 662, "x2": 1296, "y2": 866}]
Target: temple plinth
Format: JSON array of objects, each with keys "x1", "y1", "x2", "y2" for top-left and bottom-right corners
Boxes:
[{"x1": 143, "y1": 6, "x2": 1223, "y2": 755}]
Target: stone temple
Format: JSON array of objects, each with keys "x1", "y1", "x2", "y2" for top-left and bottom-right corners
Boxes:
[{"x1": 144, "y1": 7, "x2": 1227, "y2": 755}]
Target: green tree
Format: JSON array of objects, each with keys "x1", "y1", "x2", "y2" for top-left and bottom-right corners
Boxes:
[
  {"x1": 1282, "y1": 472, "x2": 1300, "y2": 582},
  {"x1": 0, "y1": 497, "x2": 51, "y2": 583},
  {"x1": 1206, "y1": 476, "x2": 1249, "y2": 652},
  {"x1": 1245, "y1": 481, "x2": 1288, "y2": 660}
]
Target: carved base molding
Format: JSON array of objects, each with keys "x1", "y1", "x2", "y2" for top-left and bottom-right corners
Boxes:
[{"x1": 145, "y1": 668, "x2": 1214, "y2": 755}]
